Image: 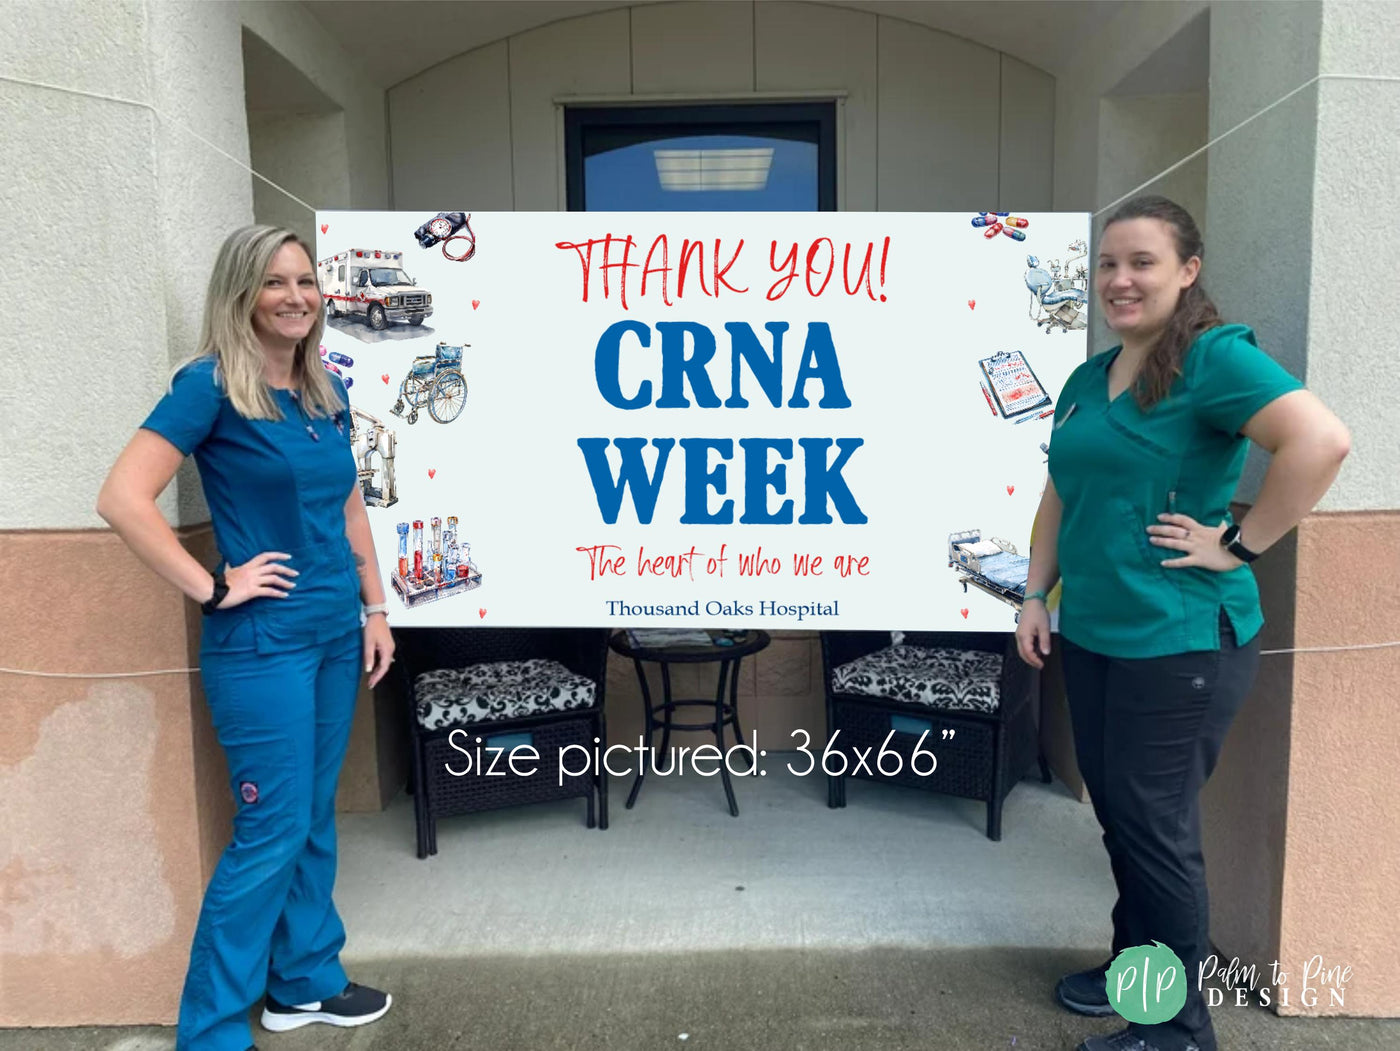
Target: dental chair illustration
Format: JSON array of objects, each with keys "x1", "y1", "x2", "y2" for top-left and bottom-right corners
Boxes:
[{"x1": 1025, "y1": 238, "x2": 1088, "y2": 334}]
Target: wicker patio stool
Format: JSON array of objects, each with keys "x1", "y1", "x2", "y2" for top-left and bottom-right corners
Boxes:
[
  {"x1": 820, "y1": 630, "x2": 1050, "y2": 841},
  {"x1": 394, "y1": 627, "x2": 609, "y2": 858}
]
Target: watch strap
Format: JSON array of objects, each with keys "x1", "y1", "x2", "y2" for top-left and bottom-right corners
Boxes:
[
  {"x1": 1220, "y1": 524, "x2": 1259, "y2": 564},
  {"x1": 201, "y1": 570, "x2": 229, "y2": 614}
]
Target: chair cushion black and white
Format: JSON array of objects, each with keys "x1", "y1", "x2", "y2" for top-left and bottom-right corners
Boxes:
[
  {"x1": 414, "y1": 658, "x2": 597, "y2": 730},
  {"x1": 831, "y1": 644, "x2": 1002, "y2": 714}
]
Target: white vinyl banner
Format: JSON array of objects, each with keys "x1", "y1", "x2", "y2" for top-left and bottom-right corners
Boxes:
[{"x1": 315, "y1": 211, "x2": 1090, "y2": 630}]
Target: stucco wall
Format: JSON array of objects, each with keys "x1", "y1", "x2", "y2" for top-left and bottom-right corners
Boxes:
[
  {"x1": 0, "y1": 1, "x2": 174, "y2": 530},
  {"x1": 0, "y1": 0, "x2": 387, "y2": 533},
  {"x1": 1278, "y1": 513, "x2": 1400, "y2": 1016},
  {"x1": 1052, "y1": 0, "x2": 1208, "y2": 212},
  {"x1": 387, "y1": 1, "x2": 1055, "y2": 214},
  {"x1": 1205, "y1": 0, "x2": 1320, "y2": 411},
  {"x1": 248, "y1": 109, "x2": 353, "y2": 245},
  {"x1": 1307, "y1": 0, "x2": 1400, "y2": 512},
  {"x1": 1097, "y1": 93, "x2": 1207, "y2": 234},
  {"x1": 0, "y1": 0, "x2": 391, "y2": 1025}
]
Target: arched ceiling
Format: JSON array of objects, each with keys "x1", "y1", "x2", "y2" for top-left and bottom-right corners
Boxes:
[{"x1": 302, "y1": 0, "x2": 1125, "y2": 89}]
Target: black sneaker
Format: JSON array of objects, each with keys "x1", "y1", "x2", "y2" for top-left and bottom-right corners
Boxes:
[
  {"x1": 1056, "y1": 959, "x2": 1116, "y2": 1016},
  {"x1": 1076, "y1": 1027, "x2": 1200, "y2": 1051},
  {"x1": 260, "y1": 982, "x2": 391, "y2": 1032}
]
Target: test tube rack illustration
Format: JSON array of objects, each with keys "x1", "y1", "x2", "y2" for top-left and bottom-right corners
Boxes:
[{"x1": 391, "y1": 515, "x2": 483, "y2": 608}]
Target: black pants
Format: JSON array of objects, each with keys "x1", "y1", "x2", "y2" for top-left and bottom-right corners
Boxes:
[{"x1": 1061, "y1": 617, "x2": 1260, "y2": 1051}]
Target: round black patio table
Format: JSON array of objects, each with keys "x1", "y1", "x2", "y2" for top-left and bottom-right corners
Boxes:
[{"x1": 608, "y1": 629, "x2": 771, "y2": 817}]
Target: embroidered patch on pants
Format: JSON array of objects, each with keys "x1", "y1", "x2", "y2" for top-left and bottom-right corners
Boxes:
[{"x1": 239, "y1": 781, "x2": 259, "y2": 804}]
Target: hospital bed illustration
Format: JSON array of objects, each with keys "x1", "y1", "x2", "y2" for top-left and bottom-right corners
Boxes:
[{"x1": 948, "y1": 530, "x2": 1030, "y2": 620}]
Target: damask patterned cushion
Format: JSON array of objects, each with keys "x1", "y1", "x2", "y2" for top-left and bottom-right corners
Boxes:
[
  {"x1": 414, "y1": 658, "x2": 597, "y2": 730},
  {"x1": 832, "y1": 645, "x2": 1002, "y2": 714}
]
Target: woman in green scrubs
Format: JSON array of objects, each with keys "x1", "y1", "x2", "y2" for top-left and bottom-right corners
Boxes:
[{"x1": 1015, "y1": 197, "x2": 1350, "y2": 1051}]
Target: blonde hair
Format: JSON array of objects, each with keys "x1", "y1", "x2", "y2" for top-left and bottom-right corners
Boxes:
[{"x1": 187, "y1": 225, "x2": 342, "y2": 420}]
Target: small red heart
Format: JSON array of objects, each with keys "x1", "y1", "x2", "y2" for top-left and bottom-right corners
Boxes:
[
  {"x1": 471, "y1": 299, "x2": 480, "y2": 310},
  {"x1": 967, "y1": 299, "x2": 976, "y2": 309},
  {"x1": 478, "y1": 608, "x2": 487, "y2": 619},
  {"x1": 1006, "y1": 485, "x2": 1015, "y2": 495},
  {"x1": 320, "y1": 223, "x2": 328, "y2": 234},
  {"x1": 427, "y1": 468, "x2": 436, "y2": 479},
  {"x1": 381, "y1": 373, "x2": 390, "y2": 384},
  {"x1": 960, "y1": 608, "x2": 969, "y2": 619}
]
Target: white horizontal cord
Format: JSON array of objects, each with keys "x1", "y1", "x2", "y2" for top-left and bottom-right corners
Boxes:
[
  {"x1": 1, "y1": 665, "x2": 199, "y2": 679},
  {"x1": 3, "y1": 639, "x2": 1397, "y2": 680},
  {"x1": 1259, "y1": 639, "x2": 1400, "y2": 657},
  {"x1": 8, "y1": 69, "x2": 1400, "y2": 225},
  {"x1": 0, "y1": 71, "x2": 317, "y2": 214},
  {"x1": 2, "y1": 69, "x2": 1397, "y2": 681},
  {"x1": 1093, "y1": 72, "x2": 1400, "y2": 217}
]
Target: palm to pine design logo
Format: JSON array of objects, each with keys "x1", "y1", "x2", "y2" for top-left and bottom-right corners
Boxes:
[{"x1": 1107, "y1": 942, "x2": 1188, "y2": 1024}]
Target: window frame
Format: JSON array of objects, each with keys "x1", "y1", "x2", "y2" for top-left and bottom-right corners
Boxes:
[{"x1": 564, "y1": 101, "x2": 837, "y2": 212}]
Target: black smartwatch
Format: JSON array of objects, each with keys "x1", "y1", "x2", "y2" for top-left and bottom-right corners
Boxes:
[
  {"x1": 201, "y1": 570, "x2": 230, "y2": 614},
  {"x1": 1220, "y1": 524, "x2": 1259, "y2": 564}
]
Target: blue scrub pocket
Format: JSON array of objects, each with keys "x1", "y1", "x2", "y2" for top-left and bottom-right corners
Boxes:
[{"x1": 200, "y1": 609, "x2": 257, "y2": 653}]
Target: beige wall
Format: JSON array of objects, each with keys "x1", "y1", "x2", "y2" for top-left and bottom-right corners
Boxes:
[
  {"x1": 1277, "y1": 513, "x2": 1400, "y2": 1015},
  {"x1": 388, "y1": 1, "x2": 1055, "y2": 213},
  {"x1": 1201, "y1": 0, "x2": 1399, "y2": 1018},
  {"x1": 0, "y1": 0, "x2": 389, "y2": 1025},
  {"x1": 5, "y1": 0, "x2": 1396, "y2": 1030},
  {"x1": 1, "y1": 531, "x2": 209, "y2": 1025}
]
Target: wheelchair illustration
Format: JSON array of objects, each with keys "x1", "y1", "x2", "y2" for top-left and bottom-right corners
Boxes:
[{"x1": 391, "y1": 342, "x2": 467, "y2": 424}]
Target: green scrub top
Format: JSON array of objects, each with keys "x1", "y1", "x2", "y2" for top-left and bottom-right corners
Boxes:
[{"x1": 1047, "y1": 324, "x2": 1302, "y2": 658}]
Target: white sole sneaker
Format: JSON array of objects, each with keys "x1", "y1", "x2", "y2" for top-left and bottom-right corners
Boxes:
[{"x1": 260, "y1": 992, "x2": 392, "y2": 1031}]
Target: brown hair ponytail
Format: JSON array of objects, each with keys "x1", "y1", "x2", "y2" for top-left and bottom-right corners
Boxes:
[{"x1": 1103, "y1": 196, "x2": 1224, "y2": 410}]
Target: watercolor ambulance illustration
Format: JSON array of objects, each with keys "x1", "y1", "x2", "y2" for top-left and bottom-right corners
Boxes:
[{"x1": 319, "y1": 248, "x2": 434, "y2": 330}]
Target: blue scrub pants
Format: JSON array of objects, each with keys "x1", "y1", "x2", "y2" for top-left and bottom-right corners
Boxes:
[{"x1": 177, "y1": 628, "x2": 362, "y2": 1051}]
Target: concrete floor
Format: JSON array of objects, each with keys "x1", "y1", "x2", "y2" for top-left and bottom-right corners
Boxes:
[{"x1": 5, "y1": 767, "x2": 1397, "y2": 1050}]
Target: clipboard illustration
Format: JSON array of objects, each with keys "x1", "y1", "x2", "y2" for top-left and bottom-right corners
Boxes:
[{"x1": 978, "y1": 350, "x2": 1052, "y2": 418}]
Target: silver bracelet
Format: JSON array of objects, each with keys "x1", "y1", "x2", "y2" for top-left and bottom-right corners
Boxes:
[{"x1": 363, "y1": 601, "x2": 390, "y2": 618}]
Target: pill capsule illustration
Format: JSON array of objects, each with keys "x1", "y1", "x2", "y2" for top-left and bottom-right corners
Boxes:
[
  {"x1": 994, "y1": 211, "x2": 1010, "y2": 216},
  {"x1": 324, "y1": 361, "x2": 342, "y2": 376},
  {"x1": 972, "y1": 216, "x2": 994, "y2": 227},
  {"x1": 984, "y1": 223, "x2": 1003, "y2": 238},
  {"x1": 328, "y1": 352, "x2": 354, "y2": 367},
  {"x1": 1001, "y1": 226, "x2": 1027, "y2": 241},
  {"x1": 319, "y1": 344, "x2": 328, "y2": 357},
  {"x1": 1004, "y1": 216, "x2": 1029, "y2": 228},
  {"x1": 343, "y1": 376, "x2": 354, "y2": 388}
]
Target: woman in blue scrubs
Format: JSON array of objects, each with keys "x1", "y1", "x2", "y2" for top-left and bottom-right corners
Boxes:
[
  {"x1": 1015, "y1": 197, "x2": 1349, "y2": 1051},
  {"x1": 98, "y1": 226, "x2": 396, "y2": 1051}
]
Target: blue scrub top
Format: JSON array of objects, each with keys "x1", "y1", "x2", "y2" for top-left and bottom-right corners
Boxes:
[
  {"x1": 1047, "y1": 324, "x2": 1302, "y2": 658},
  {"x1": 143, "y1": 357, "x2": 362, "y2": 653}
]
